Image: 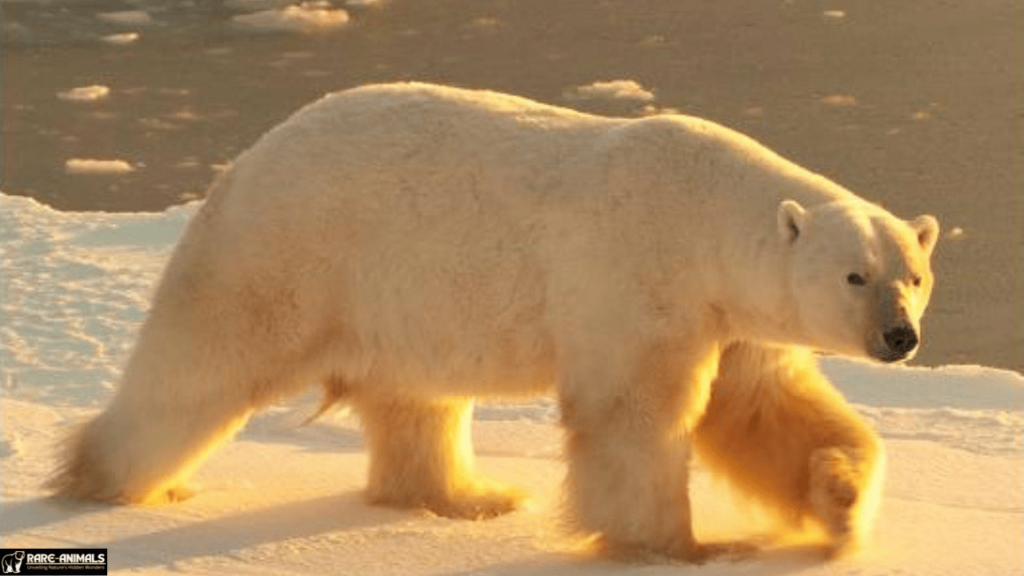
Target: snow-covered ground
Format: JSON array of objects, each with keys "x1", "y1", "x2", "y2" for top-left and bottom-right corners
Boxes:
[{"x1": 1, "y1": 192, "x2": 1022, "y2": 575}]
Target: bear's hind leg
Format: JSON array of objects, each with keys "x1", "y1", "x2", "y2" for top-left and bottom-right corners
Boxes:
[
  {"x1": 693, "y1": 343, "x2": 885, "y2": 554},
  {"x1": 51, "y1": 379, "x2": 256, "y2": 505},
  {"x1": 50, "y1": 324, "x2": 294, "y2": 504},
  {"x1": 352, "y1": 395, "x2": 525, "y2": 519}
]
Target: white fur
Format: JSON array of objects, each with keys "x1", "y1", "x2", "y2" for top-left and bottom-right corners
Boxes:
[{"x1": 51, "y1": 83, "x2": 938, "y2": 560}]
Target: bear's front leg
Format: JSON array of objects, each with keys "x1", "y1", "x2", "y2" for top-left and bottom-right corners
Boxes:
[
  {"x1": 560, "y1": 340, "x2": 737, "y2": 562},
  {"x1": 562, "y1": 407, "x2": 698, "y2": 560},
  {"x1": 694, "y1": 343, "x2": 886, "y2": 555},
  {"x1": 352, "y1": 395, "x2": 525, "y2": 520}
]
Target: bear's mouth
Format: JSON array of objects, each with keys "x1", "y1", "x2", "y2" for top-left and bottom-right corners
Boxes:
[
  {"x1": 872, "y1": 347, "x2": 912, "y2": 363},
  {"x1": 868, "y1": 334, "x2": 918, "y2": 363}
]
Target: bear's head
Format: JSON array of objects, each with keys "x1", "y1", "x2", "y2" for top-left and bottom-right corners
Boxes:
[{"x1": 777, "y1": 199, "x2": 939, "y2": 363}]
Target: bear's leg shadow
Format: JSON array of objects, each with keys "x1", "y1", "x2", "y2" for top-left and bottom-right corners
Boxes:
[
  {"x1": 694, "y1": 342, "x2": 886, "y2": 554},
  {"x1": 559, "y1": 339, "x2": 748, "y2": 562},
  {"x1": 352, "y1": 394, "x2": 525, "y2": 519}
]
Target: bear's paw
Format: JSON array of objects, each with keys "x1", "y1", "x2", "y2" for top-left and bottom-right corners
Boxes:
[{"x1": 368, "y1": 479, "x2": 527, "y2": 521}]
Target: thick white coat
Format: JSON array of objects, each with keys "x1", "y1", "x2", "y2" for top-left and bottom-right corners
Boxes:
[{"x1": 53, "y1": 83, "x2": 939, "y2": 561}]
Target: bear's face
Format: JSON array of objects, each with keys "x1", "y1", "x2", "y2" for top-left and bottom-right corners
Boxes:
[{"x1": 778, "y1": 200, "x2": 939, "y2": 362}]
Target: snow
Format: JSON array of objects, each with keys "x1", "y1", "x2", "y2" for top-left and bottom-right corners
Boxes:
[
  {"x1": 564, "y1": 80, "x2": 656, "y2": 103},
  {"x1": 820, "y1": 94, "x2": 859, "y2": 107},
  {"x1": 100, "y1": 33, "x2": 141, "y2": 46},
  {"x1": 1, "y1": 191, "x2": 1022, "y2": 575},
  {"x1": 64, "y1": 159, "x2": 135, "y2": 175},
  {"x1": 56, "y1": 86, "x2": 111, "y2": 103},
  {"x1": 232, "y1": 3, "x2": 350, "y2": 33},
  {"x1": 346, "y1": 0, "x2": 384, "y2": 7},
  {"x1": 564, "y1": 80, "x2": 679, "y2": 117}
]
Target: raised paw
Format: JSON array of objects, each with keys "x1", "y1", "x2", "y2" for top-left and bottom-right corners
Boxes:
[{"x1": 809, "y1": 447, "x2": 879, "y2": 551}]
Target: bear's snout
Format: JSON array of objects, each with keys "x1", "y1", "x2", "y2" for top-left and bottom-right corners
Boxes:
[{"x1": 879, "y1": 324, "x2": 918, "y2": 362}]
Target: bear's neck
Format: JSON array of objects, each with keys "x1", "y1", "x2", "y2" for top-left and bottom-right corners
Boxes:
[
  {"x1": 704, "y1": 227, "x2": 803, "y2": 346},
  {"x1": 699, "y1": 170, "x2": 848, "y2": 346}
]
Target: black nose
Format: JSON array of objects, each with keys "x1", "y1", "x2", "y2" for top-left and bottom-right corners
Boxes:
[{"x1": 883, "y1": 326, "x2": 919, "y2": 355}]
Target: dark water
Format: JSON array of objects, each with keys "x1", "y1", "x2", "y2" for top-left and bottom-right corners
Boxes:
[{"x1": 3, "y1": 0, "x2": 1022, "y2": 371}]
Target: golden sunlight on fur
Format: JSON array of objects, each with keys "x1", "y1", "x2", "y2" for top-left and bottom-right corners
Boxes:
[{"x1": 50, "y1": 83, "x2": 935, "y2": 562}]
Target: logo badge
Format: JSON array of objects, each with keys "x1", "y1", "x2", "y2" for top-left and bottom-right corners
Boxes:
[{"x1": 0, "y1": 549, "x2": 107, "y2": 575}]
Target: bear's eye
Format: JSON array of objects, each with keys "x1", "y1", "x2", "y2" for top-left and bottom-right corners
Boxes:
[
  {"x1": 912, "y1": 274, "x2": 923, "y2": 287},
  {"x1": 847, "y1": 273, "x2": 867, "y2": 286}
]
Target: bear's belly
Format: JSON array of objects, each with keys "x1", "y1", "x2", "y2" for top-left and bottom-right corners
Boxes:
[{"x1": 347, "y1": 323, "x2": 559, "y2": 397}]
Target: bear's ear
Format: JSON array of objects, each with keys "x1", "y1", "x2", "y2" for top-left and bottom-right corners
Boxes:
[
  {"x1": 777, "y1": 199, "x2": 807, "y2": 244},
  {"x1": 911, "y1": 214, "x2": 940, "y2": 255}
]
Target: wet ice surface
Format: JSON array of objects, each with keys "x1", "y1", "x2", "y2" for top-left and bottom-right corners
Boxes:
[
  {"x1": 4, "y1": 0, "x2": 363, "y2": 45},
  {"x1": 3, "y1": 0, "x2": 382, "y2": 213}
]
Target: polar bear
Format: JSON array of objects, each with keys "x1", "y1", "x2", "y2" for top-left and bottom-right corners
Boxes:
[
  {"x1": 2, "y1": 551, "x2": 25, "y2": 574},
  {"x1": 51, "y1": 83, "x2": 939, "y2": 561}
]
